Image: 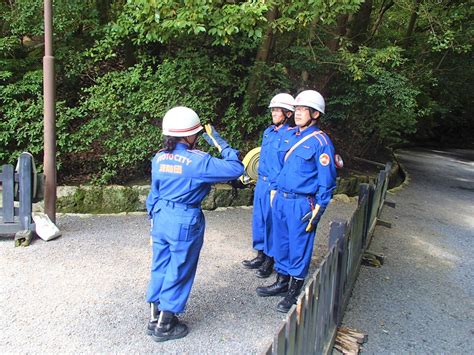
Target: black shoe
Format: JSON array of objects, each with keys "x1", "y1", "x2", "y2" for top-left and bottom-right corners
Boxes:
[
  {"x1": 152, "y1": 311, "x2": 188, "y2": 342},
  {"x1": 277, "y1": 278, "x2": 304, "y2": 313},
  {"x1": 146, "y1": 303, "x2": 160, "y2": 335},
  {"x1": 256, "y1": 273, "x2": 290, "y2": 297},
  {"x1": 242, "y1": 250, "x2": 265, "y2": 269},
  {"x1": 255, "y1": 256, "x2": 274, "y2": 278}
]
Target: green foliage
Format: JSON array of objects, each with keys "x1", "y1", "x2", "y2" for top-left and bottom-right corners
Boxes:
[
  {"x1": 340, "y1": 46, "x2": 406, "y2": 81},
  {"x1": 273, "y1": 0, "x2": 364, "y2": 30},
  {"x1": 108, "y1": 0, "x2": 269, "y2": 46},
  {"x1": 237, "y1": 61, "x2": 293, "y2": 141},
  {"x1": 328, "y1": 46, "x2": 422, "y2": 153},
  {"x1": 0, "y1": 70, "x2": 78, "y2": 167},
  {"x1": 75, "y1": 50, "x2": 251, "y2": 183},
  {"x1": 418, "y1": 0, "x2": 473, "y2": 54},
  {"x1": 1, "y1": 0, "x2": 472, "y2": 185}
]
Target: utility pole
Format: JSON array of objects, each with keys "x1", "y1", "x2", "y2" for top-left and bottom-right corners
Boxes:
[{"x1": 43, "y1": 0, "x2": 56, "y2": 223}]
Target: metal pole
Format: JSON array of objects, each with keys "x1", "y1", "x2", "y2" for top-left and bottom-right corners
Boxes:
[{"x1": 43, "y1": 0, "x2": 56, "y2": 223}]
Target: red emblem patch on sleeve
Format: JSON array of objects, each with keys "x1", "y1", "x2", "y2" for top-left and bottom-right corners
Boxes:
[
  {"x1": 319, "y1": 153, "x2": 330, "y2": 166},
  {"x1": 335, "y1": 154, "x2": 344, "y2": 168}
]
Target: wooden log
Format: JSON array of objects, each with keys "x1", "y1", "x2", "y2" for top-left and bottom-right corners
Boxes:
[
  {"x1": 334, "y1": 338, "x2": 359, "y2": 354},
  {"x1": 337, "y1": 333, "x2": 360, "y2": 348},
  {"x1": 334, "y1": 326, "x2": 368, "y2": 354},
  {"x1": 334, "y1": 342, "x2": 358, "y2": 355},
  {"x1": 338, "y1": 327, "x2": 368, "y2": 343}
]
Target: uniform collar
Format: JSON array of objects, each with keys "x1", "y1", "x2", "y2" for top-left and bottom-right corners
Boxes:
[
  {"x1": 296, "y1": 125, "x2": 320, "y2": 136},
  {"x1": 175, "y1": 142, "x2": 191, "y2": 150},
  {"x1": 272, "y1": 123, "x2": 288, "y2": 132}
]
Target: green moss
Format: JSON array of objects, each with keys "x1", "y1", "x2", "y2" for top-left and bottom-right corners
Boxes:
[
  {"x1": 102, "y1": 187, "x2": 139, "y2": 213},
  {"x1": 82, "y1": 188, "x2": 104, "y2": 213},
  {"x1": 57, "y1": 186, "x2": 139, "y2": 213},
  {"x1": 231, "y1": 187, "x2": 254, "y2": 207},
  {"x1": 202, "y1": 188, "x2": 217, "y2": 210},
  {"x1": 214, "y1": 184, "x2": 233, "y2": 207}
]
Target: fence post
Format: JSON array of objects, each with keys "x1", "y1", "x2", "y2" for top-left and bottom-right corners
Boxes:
[
  {"x1": 18, "y1": 153, "x2": 33, "y2": 231},
  {"x1": 358, "y1": 183, "x2": 370, "y2": 249},
  {"x1": 328, "y1": 219, "x2": 347, "y2": 250},
  {"x1": 328, "y1": 220, "x2": 348, "y2": 324},
  {"x1": 1, "y1": 165, "x2": 15, "y2": 224}
]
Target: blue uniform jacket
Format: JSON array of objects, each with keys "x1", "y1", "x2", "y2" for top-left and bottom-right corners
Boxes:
[
  {"x1": 146, "y1": 143, "x2": 244, "y2": 216},
  {"x1": 258, "y1": 124, "x2": 289, "y2": 189},
  {"x1": 276, "y1": 126, "x2": 337, "y2": 208}
]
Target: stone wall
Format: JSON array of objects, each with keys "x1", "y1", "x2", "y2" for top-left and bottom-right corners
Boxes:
[{"x1": 35, "y1": 172, "x2": 384, "y2": 214}]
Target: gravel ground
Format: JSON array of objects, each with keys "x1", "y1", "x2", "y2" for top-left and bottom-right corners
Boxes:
[
  {"x1": 0, "y1": 196, "x2": 356, "y2": 353},
  {"x1": 341, "y1": 148, "x2": 474, "y2": 354}
]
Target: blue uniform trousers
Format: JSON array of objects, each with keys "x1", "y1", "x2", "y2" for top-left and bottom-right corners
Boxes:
[
  {"x1": 146, "y1": 200, "x2": 205, "y2": 313},
  {"x1": 251, "y1": 177, "x2": 273, "y2": 256},
  {"x1": 271, "y1": 192, "x2": 317, "y2": 279}
]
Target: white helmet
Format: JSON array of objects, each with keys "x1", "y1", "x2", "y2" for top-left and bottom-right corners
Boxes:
[
  {"x1": 294, "y1": 90, "x2": 325, "y2": 114},
  {"x1": 162, "y1": 106, "x2": 203, "y2": 137},
  {"x1": 268, "y1": 93, "x2": 295, "y2": 112}
]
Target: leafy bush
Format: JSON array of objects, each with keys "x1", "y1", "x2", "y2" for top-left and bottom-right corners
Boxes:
[
  {"x1": 74, "y1": 50, "x2": 249, "y2": 183},
  {"x1": 0, "y1": 70, "x2": 78, "y2": 168},
  {"x1": 327, "y1": 47, "x2": 422, "y2": 156},
  {"x1": 1, "y1": 0, "x2": 472, "y2": 185}
]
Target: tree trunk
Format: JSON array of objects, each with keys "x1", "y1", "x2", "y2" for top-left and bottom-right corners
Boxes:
[
  {"x1": 317, "y1": 15, "x2": 348, "y2": 94},
  {"x1": 404, "y1": 0, "x2": 422, "y2": 48},
  {"x1": 347, "y1": 0, "x2": 373, "y2": 50},
  {"x1": 300, "y1": 17, "x2": 320, "y2": 89},
  {"x1": 369, "y1": 0, "x2": 395, "y2": 41},
  {"x1": 123, "y1": 39, "x2": 136, "y2": 68},
  {"x1": 327, "y1": 14, "x2": 349, "y2": 53},
  {"x1": 96, "y1": 0, "x2": 111, "y2": 25},
  {"x1": 244, "y1": 7, "x2": 279, "y2": 114},
  {"x1": 254, "y1": 7, "x2": 278, "y2": 62}
]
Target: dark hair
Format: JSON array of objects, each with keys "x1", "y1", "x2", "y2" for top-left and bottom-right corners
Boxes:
[
  {"x1": 309, "y1": 108, "x2": 322, "y2": 120},
  {"x1": 162, "y1": 136, "x2": 181, "y2": 152}
]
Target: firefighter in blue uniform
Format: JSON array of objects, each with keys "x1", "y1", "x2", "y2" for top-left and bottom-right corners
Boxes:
[
  {"x1": 242, "y1": 93, "x2": 295, "y2": 278},
  {"x1": 145, "y1": 106, "x2": 244, "y2": 341},
  {"x1": 256, "y1": 90, "x2": 337, "y2": 312}
]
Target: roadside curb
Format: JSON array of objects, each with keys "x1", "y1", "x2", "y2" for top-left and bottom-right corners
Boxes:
[{"x1": 389, "y1": 151, "x2": 410, "y2": 193}]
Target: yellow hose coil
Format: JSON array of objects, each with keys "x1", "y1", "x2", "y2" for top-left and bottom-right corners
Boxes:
[{"x1": 239, "y1": 147, "x2": 261, "y2": 184}]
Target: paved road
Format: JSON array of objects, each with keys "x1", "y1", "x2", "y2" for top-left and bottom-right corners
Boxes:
[
  {"x1": 0, "y1": 194, "x2": 356, "y2": 353},
  {"x1": 342, "y1": 148, "x2": 474, "y2": 353}
]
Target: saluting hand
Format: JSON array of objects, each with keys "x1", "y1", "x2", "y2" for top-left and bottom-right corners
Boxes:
[{"x1": 203, "y1": 124, "x2": 230, "y2": 153}]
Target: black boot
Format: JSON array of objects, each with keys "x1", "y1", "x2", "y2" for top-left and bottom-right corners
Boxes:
[
  {"x1": 152, "y1": 311, "x2": 188, "y2": 342},
  {"x1": 146, "y1": 303, "x2": 160, "y2": 335},
  {"x1": 242, "y1": 250, "x2": 265, "y2": 269},
  {"x1": 277, "y1": 278, "x2": 305, "y2": 313},
  {"x1": 255, "y1": 256, "x2": 274, "y2": 278},
  {"x1": 256, "y1": 273, "x2": 290, "y2": 297}
]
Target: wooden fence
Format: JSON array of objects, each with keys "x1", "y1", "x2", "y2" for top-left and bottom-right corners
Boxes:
[
  {"x1": 0, "y1": 152, "x2": 36, "y2": 236},
  {"x1": 264, "y1": 162, "x2": 393, "y2": 354}
]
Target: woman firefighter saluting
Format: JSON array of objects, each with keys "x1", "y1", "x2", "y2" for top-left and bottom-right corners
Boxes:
[{"x1": 145, "y1": 106, "x2": 244, "y2": 342}]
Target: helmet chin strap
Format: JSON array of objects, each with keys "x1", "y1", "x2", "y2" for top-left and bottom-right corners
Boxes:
[
  {"x1": 275, "y1": 117, "x2": 287, "y2": 128},
  {"x1": 275, "y1": 111, "x2": 292, "y2": 128},
  {"x1": 300, "y1": 111, "x2": 319, "y2": 130},
  {"x1": 299, "y1": 117, "x2": 313, "y2": 130}
]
